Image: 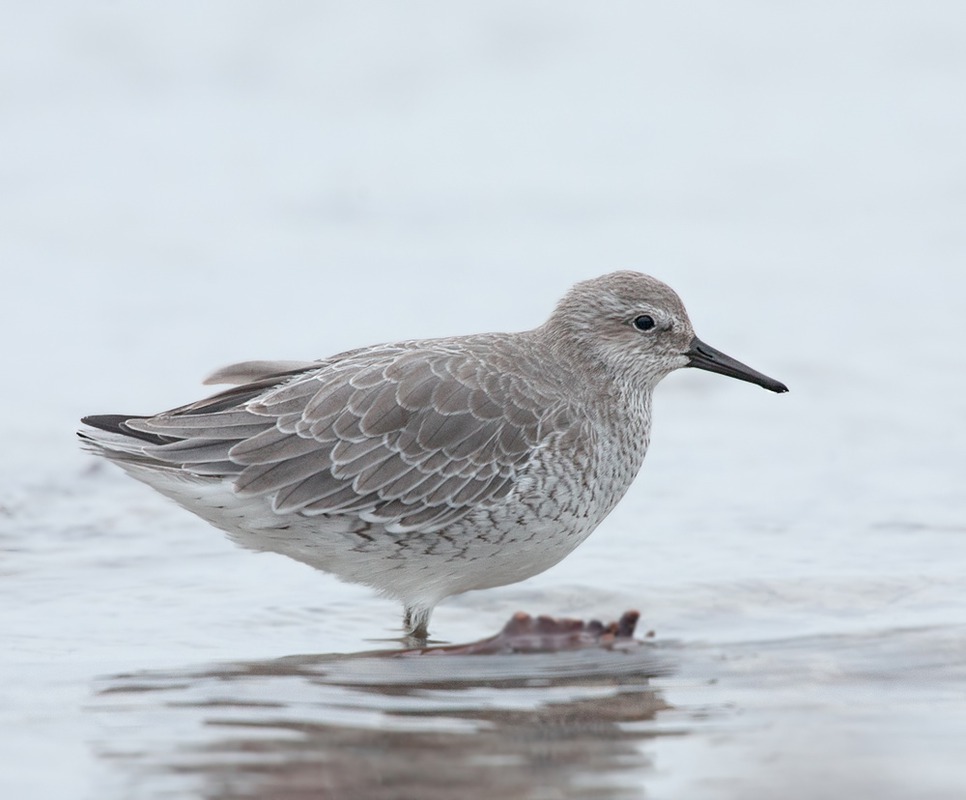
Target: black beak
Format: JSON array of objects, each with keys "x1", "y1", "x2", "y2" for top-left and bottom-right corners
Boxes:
[{"x1": 686, "y1": 337, "x2": 788, "y2": 393}]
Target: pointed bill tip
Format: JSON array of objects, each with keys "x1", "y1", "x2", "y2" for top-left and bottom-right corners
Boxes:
[{"x1": 686, "y1": 337, "x2": 788, "y2": 393}]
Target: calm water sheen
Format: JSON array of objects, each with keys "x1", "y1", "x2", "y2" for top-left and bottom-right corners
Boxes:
[{"x1": 3, "y1": 3, "x2": 966, "y2": 798}]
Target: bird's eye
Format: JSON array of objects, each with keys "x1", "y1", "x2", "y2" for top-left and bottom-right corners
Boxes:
[{"x1": 632, "y1": 315, "x2": 656, "y2": 331}]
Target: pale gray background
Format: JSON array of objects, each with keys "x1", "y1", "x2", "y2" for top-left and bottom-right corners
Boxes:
[{"x1": 2, "y1": 3, "x2": 965, "y2": 798}]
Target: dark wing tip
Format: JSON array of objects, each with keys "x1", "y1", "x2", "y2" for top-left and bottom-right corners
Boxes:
[
  {"x1": 80, "y1": 414, "x2": 168, "y2": 444},
  {"x1": 81, "y1": 414, "x2": 140, "y2": 434}
]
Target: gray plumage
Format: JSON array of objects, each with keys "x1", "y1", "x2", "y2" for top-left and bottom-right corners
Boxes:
[{"x1": 80, "y1": 272, "x2": 786, "y2": 638}]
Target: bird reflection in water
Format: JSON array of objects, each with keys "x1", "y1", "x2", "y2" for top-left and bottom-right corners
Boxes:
[{"x1": 94, "y1": 612, "x2": 679, "y2": 799}]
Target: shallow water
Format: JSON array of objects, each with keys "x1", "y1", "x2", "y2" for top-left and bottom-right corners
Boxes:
[{"x1": 4, "y1": 3, "x2": 966, "y2": 798}]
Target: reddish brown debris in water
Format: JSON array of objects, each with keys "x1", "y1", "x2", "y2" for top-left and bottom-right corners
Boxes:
[{"x1": 400, "y1": 610, "x2": 645, "y2": 655}]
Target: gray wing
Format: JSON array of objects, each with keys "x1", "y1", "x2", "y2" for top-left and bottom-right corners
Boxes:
[{"x1": 127, "y1": 342, "x2": 576, "y2": 533}]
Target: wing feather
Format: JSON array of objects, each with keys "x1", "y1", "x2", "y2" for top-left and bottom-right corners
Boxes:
[
  {"x1": 146, "y1": 439, "x2": 236, "y2": 464},
  {"x1": 234, "y1": 451, "x2": 333, "y2": 496},
  {"x1": 112, "y1": 337, "x2": 577, "y2": 532},
  {"x1": 203, "y1": 360, "x2": 318, "y2": 386},
  {"x1": 330, "y1": 437, "x2": 385, "y2": 466},
  {"x1": 276, "y1": 475, "x2": 358, "y2": 514},
  {"x1": 229, "y1": 427, "x2": 319, "y2": 464}
]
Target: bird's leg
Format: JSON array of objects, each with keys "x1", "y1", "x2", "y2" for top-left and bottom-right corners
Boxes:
[{"x1": 403, "y1": 606, "x2": 432, "y2": 642}]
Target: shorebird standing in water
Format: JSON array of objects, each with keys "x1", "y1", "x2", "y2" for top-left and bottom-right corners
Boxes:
[{"x1": 80, "y1": 272, "x2": 787, "y2": 639}]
